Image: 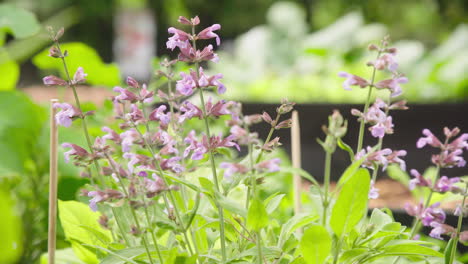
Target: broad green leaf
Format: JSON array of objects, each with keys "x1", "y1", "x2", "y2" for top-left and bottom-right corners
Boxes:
[
  {"x1": 0, "y1": 91, "x2": 46, "y2": 176},
  {"x1": 40, "y1": 248, "x2": 85, "y2": 264},
  {"x1": 386, "y1": 164, "x2": 410, "y2": 186},
  {"x1": 0, "y1": 188, "x2": 22, "y2": 264},
  {"x1": 231, "y1": 246, "x2": 282, "y2": 261},
  {"x1": 336, "y1": 158, "x2": 366, "y2": 188},
  {"x1": 278, "y1": 214, "x2": 319, "y2": 248},
  {"x1": 0, "y1": 4, "x2": 40, "y2": 38},
  {"x1": 339, "y1": 248, "x2": 368, "y2": 264},
  {"x1": 265, "y1": 193, "x2": 286, "y2": 214},
  {"x1": 331, "y1": 168, "x2": 370, "y2": 237},
  {"x1": 300, "y1": 225, "x2": 331, "y2": 264},
  {"x1": 0, "y1": 54, "x2": 19, "y2": 91},
  {"x1": 215, "y1": 192, "x2": 247, "y2": 217},
  {"x1": 381, "y1": 244, "x2": 443, "y2": 257},
  {"x1": 198, "y1": 176, "x2": 214, "y2": 192},
  {"x1": 369, "y1": 208, "x2": 393, "y2": 233},
  {"x1": 247, "y1": 199, "x2": 268, "y2": 231},
  {"x1": 58, "y1": 200, "x2": 113, "y2": 264},
  {"x1": 32, "y1": 42, "x2": 121, "y2": 87}
]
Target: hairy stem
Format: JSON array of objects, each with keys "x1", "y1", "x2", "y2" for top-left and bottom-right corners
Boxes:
[{"x1": 322, "y1": 151, "x2": 332, "y2": 226}]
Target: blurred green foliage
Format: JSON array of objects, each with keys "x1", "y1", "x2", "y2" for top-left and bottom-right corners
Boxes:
[{"x1": 33, "y1": 42, "x2": 121, "y2": 87}]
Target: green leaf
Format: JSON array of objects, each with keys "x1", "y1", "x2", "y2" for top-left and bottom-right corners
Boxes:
[
  {"x1": 0, "y1": 53, "x2": 19, "y2": 91},
  {"x1": 331, "y1": 168, "x2": 370, "y2": 237},
  {"x1": 265, "y1": 193, "x2": 286, "y2": 215},
  {"x1": 337, "y1": 138, "x2": 354, "y2": 161},
  {"x1": 247, "y1": 199, "x2": 268, "y2": 231},
  {"x1": 369, "y1": 208, "x2": 393, "y2": 232},
  {"x1": 32, "y1": 42, "x2": 121, "y2": 87},
  {"x1": 198, "y1": 177, "x2": 214, "y2": 192},
  {"x1": 300, "y1": 225, "x2": 331, "y2": 264},
  {"x1": 339, "y1": 248, "x2": 368, "y2": 264},
  {"x1": 58, "y1": 200, "x2": 113, "y2": 264},
  {"x1": 278, "y1": 214, "x2": 319, "y2": 249},
  {"x1": 336, "y1": 158, "x2": 366, "y2": 188},
  {"x1": 0, "y1": 91, "x2": 46, "y2": 176},
  {"x1": 40, "y1": 248, "x2": 86, "y2": 264},
  {"x1": 0, "y1": 4, "x2": 40, "y2": 38},
  {"x1": 380, "y1": 244, "x2": 443, "y2": 257},
  {"x1": 215, "y1": 192, "x2": 247, "y2": 217},
  {"x1": 444, "y1": 238, "x2": 455, "y2": 264},
  {"x1": 0, "y1": 188, "x2": 22, "y2": 264},
  {"x1": 386, "y1": 164, "x2": 410, "y2": 186}
]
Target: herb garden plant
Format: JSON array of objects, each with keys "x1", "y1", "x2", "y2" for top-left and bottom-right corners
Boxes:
[{"x1": 42, "y1": 16, "x2": 468, "y2": 264}]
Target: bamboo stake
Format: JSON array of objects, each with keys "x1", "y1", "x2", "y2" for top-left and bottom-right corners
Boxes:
[
  {"x1": 48, "y1": 99, "x2": 59, "y2": 264},
  {"x1": 291, "y1": 110, "x2": 302, "y2": 215}
]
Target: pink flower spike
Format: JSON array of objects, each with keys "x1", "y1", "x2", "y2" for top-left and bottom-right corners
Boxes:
[
  {"x1": 113, "y1": 86, "x2": 138, "y2": 102},
  {"x1": 72, "y1": 67, "x2": 87, "y2": 84},
  {"x1": 255, "y1": 158, "x2": 281, "y2": 173},
  {"x1": 408, "y1": 169, "x2": 431, "y2": 190},
  {"x1": 62, "y1": 143, "x2": 89, "y2": 163},
  {"x1": 197, "y1": 24, "x2": 221, "y2": 45},
  {"x1": 43, "y1": 75, "x2": 67, "y2": 86}
]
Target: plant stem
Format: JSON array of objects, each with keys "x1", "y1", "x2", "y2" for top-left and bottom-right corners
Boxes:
[
  {"x1": 143, "y1": 200, "x2": 164, "y2": 264},
  {"x1": 356, "y1": 51, "x2": 381, "y2": 153},
  {"x1": 256, "y1": 232, "x2": 264, "y2": 264},
  {"x1": 198, "y1": 88, "x2": 227, "y2": 262},
  {"x1": 448, "y1": 185, "x2": 467, "y2": 264},
  {"x1": 322, "y1": 151, "x2": 332, "y2": 226},
  {"x1": 104, "y1": 154, "x2": 155, "y2": 264}
]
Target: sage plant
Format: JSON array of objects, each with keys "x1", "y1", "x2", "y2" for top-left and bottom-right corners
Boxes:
[{"x1": 44, "y1": 17, "x2": 293, "y2": 264}]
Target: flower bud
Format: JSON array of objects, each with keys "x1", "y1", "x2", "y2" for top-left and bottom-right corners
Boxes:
[
  {"x1": 368, "y1": 44, "x2": 378, "y2": 51},
  {"x1": 48, "y1": 46, "x2": 61, "y2": 58},
  {"x1": 262, "y1": 112, "x2": 273, "y2": 124},
  {"x1": 276, "y1": 98, "x2": 295, "y2": 114},
  {"x1": 126, "y1": 76, "x2": 139, "y2": 88},
  {"x1": 275, "y1": 119, "x2": 292, "y2": 129}
]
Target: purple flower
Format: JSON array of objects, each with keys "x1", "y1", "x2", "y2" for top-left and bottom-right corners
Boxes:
[
  {"x1": 120, "y1": 129, "x2": 139, "y2": 152},
  {"x1": 375, "y1": 76, "x2": 408, "y2": 97},
  {"x1": 355, "y1": 147, "x2": 392, "y2": 169},
  {"x1": 373, "y1": 53, "x2": 398, "y2": 72},
  {"x1": 429, "y1": 222, "x2": 455, "y2": 240},
  {"x1": 421, "y1": 202, "x2": 446, "y2": 227},
  {"x1": 179, "y1": 101, "x2": 203, "y2": 123},
  {"x1": 369, "y1": 180, "x2": 380, "y2": 199},
  {"x1": 53, "y1": 103, "x2": 81, "y2": 127},
  {"x1": 160, "y1": 157, "x2": 185, "y2": 174},
  {"x1": 432, "y1": 149, "x2": 466, "y2": 168},
  {"x1": 139, "y1": 84, "x2": 154, "y2": 104},
  {"x1": 123, "y1": 152, "x2": 140, "y2": 173},
  {"x1": 102, "y1": 126, "x2": 121, "y2": 144},
  {"x1": 126, "y1": 76, "x2": 139, "y2": 88},
  {"x1": 176, "y1": 71, "x2": 197, "y2": 96},
  {"x1": 178, "y1": 16, "x2": 200, "y2": 26},
  {"x1": 404, "y1": 202, "x2": 424, "y2": 217},
  {"x1": 126, "y1": 104, "x2": 144, "y2": 124},
  {"x1": 416, "y1": 129, "x2": 442, "y2": 149},
  {"x1": 167, "y1": 27, "x2": 191, "y2": 50},
  {"x1": 408, "y1": 169, "x2": 431, "y2": 190},
  {"x1": 207, "y1": 134, "x2": 240, "y2": 152},
  {"x1": 113, "y1": 86, "x2": 138, "y2": 103},
  {"x1": 337, "y1": 72, "x2": 369, "y2": 90},
  {"x1": 149, "y1": 105, "x2": 171, "y2": 126},
  {"x1": 145, "y1": 174, "x2": 166, "y2": 198},
  {"x1": 62, "y1": 143, "x2": 89, "y2": 163},
  {"x1": 197, "y1": 24, "x2": 221, "y2": 45},
  {"x1": 198, "y1": 67, "x2": 226, "y2": 94},
  {"x1": 88, "y1": 191, "x2": 104, "y2": 211},
  {"x1": 72, "y1": 67, "x2": 87, "y2": 84},
  {"x1": 43, "y1": 75, "x2": 67, "y2": 86},
  {"x1": 447, "y1": 132, "x2": 468, "y2": 151},
  {"x1": 220, "y1": 162, "x2": 248, "y2": 179},
  {"x1": 385, "y1": 150, "x2": 407, "y2": 171},
  {"x1": 205, "y1": 99, "x2": 230, "y2": 117},
  {"x1": 434, "y1": 176, "x2": 460, "y2": 193},
  {"x1": 255, "y1": 158, "x2": 281, "y2": 173},
  {"x1": 184, "y1": 131, "x2": 208, "y2": 160}
]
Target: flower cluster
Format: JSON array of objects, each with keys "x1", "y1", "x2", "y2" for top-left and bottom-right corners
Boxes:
[{"x1": 405, "y1": 127, "x2": 468, "y2": 239}]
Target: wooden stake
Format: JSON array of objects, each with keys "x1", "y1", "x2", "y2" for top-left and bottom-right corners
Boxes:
[
  {"x1": 48, "y1": 99, "x2": 59, "y2": 264},
  {"x1": 291, "y1": 110, "x2": 302, "y2": 215}
]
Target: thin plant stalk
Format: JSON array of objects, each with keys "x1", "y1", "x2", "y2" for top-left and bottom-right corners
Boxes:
[
  {"x1": 52, "y1": 40, "x2": 133, "y2": 244},
  {"x1": 48, "y1": 99, "x2": 59, "y2": 264},
  {"x1": 449, "y1": 184, "x2": 468, "y2": 264},
  {"x1": 356, "y1": 51, "x2": 381, "y2": 153}
]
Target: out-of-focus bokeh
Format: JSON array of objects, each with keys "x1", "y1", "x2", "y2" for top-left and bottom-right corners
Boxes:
[{"x1": 0, "y1": 1, "x2": 467, "y2": 263}]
